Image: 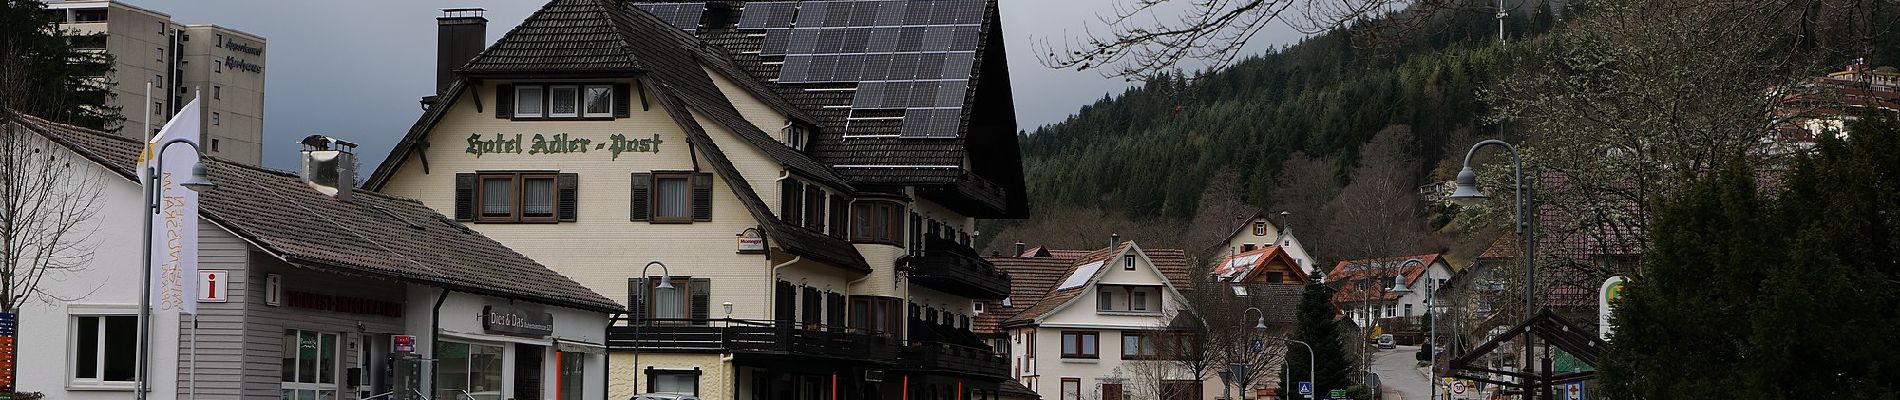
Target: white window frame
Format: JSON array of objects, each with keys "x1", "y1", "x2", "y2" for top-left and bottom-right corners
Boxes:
[
  {"x1": 1131, "y1": 290, "x2": 1148, "y2": 311},
  {"x1": 516, "y1": 85, "x2": 547, "y2": 118},
  {"x1": 281, "y1": 329, "x2": 340, "y2": 399},
  {"x1": 67, "y1": 306, "x2": 138, "y2": 390},
  {"x1": 582, "y1": 85, "x2": 614, "y2": 118},
  {"x1": 547, "y1": 85, "x2": 580, "y2": 118},
  {"x1": 784, "y1": 124, "x2": 808, "y2": 151}
]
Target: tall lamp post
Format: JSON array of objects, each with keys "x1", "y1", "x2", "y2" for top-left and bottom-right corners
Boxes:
[
  {"x1": 137, "y1": 138, "x2": 215, "y2": 400},
  {"x1": 632, "y1": 261, "x2": 674, "y2": 394},
  {"x1": 1448, "y1": 139, "x2": 1535, "y2": 400},
  {"x1": 1245, "y1": 307, "x2": 1313, "y2": 400},
  {"x1": 1389, "y1": 259, "x2": 1438, "y2": 400}
]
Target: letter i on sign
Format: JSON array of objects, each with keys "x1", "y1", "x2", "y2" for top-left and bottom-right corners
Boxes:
[{"x1": 198, "y1": 270, "x2": 229, "y2": 303}]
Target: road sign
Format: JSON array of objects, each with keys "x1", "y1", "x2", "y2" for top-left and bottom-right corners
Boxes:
[
  {"x1": 1565, "y1": 382, "x2": 1585, "y2": 400},
  {"x1": 198, "y1": 270, "x2": 229, "y2": 302},
  {"x1": 1251, "y1": 338, "x2": 1265, "y2": 353},
  {"x1": 1451, "y1": 381, "x2": 1467, "y2": 394},
  {"x1": 1298, "y1": 381, "x2": 1312, "y2": 395},
  {"x1": 1329, "y1": 389, "x2": 1347, "y2": 399}
]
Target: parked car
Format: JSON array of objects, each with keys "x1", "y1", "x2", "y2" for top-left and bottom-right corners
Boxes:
[
  {"x1": 1376, "y1": 334, "x2": 1396, "y2": 349},
  {"x1": 633, "y1": 393, "x2": 700, "y2": 400}
]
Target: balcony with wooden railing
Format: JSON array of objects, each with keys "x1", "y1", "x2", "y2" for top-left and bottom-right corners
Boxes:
[
  {"x1": 903, "y1": 236, "x2": 1011, "y2": 300},
  {"x1": 606, "y1": 318, "x2": 899, "y2": 363}
]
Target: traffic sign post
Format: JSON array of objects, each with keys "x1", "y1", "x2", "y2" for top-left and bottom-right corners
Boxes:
[
  {"x1": 1251, "y1": 337, "x2": 1265, "y2": 353},
  {"x1": 1298, "y1": 381, "x2": 1312, "y2": 396},
  {"x1": 1565, "y1": 382, "x2": 1585, "y2": 400}
]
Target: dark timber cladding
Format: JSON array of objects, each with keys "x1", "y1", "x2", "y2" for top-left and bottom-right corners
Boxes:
[{"x1": 636, "y1": 0, "x2": 1028, "y2": 218}]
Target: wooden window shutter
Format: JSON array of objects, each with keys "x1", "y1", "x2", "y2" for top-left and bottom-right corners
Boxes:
[
  {"x1": 826, "y1": 292, "x2": 845, "y2": 331},
  {"x1": 495, "y1": 84, "x2": 514, "y2": 119},
  {"x1": 629, "y1": 173, "x2": 652, "y2": 221},
  {"x1": 454, "y1": 173, "x2": 476, "y2": 221},
  {"x1": 807, "y1": 187, "x2": 826, "y2": 231},
  {"x1": 828, "y1": 195, "x2": 848, "y2": 238},
  {"x1": 613, "y1": 83, "x2": 632, "y2": 118},
  {"x1": 691, "y1": 173, "x2": 713, "y2": 221},
  {"x1": 689, "y1": 278, "x2": 711, "y2": 326},
  {"x1": 628, "y1": 278, "x2": 649, "y2": 325},
  {"x1": 801, "y1": 286, "x2": 821, "y2": 328},
  {"x1": 556, "y1": 173, "x2": 579, "y2": 221},
  {"x1": 779, "y1": 180, "x2": 802, "y2": 223},
  {"x1": 775, "y1": 281, "x2": 797, "y2": 324}
]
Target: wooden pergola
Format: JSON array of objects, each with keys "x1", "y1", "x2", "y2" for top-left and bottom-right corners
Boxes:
[{"x1": 1446, "y1": 309, "x2": 1609, "y2": 399}]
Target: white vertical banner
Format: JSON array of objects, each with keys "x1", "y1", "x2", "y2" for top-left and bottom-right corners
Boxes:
[
  {"x1": 142, "y1": 97, "x2": 202, "y2": 315},
  {"x1": 1599, "y1": 276, "x2": 1627, "y2": 341}
]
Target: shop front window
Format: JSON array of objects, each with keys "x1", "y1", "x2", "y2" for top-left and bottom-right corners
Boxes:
[
  {"x1": 646, "y1": 369, "x2": 701, "y2": 395},
  {"x1": 437, "y1": 341, "x2": 506, "y2": 400},
  {"x1": 281, "y1": 329, "x2": 338, "y2": 400},
  {"x1": 559, "y1": 352, "x2": 587, "y2": 400}
]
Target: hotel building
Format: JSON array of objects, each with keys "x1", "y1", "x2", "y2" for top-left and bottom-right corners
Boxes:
[
  {"x1": 45, "y1": 0, "x2": 268, "y2": 165},
  {"x1": 368, "y1": 1, "x2": 1027, "y2": 400}
]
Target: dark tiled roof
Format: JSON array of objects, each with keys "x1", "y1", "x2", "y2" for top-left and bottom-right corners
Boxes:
[
  {"x1": 366, "y1": 0, "x2": 870, "y2": 272},
  {"x1": 976, "y1": 255, "x2": 1077, "y2": 334},
  {"x1": 1227, "y1": 283, "x2": 1306, "y2": 326},
  {"x1": 650, "y1": 84, "x2": 870, "y2": 272},
  {"x1": 8, "y1": 112, "x2": 623, "y2": 313},
  {"x1": 369, "y1": 0, "x2": 850, "y2": 192},
  {"x1": 998, "y1": 380, "x2": 1040, "y2": 399}
]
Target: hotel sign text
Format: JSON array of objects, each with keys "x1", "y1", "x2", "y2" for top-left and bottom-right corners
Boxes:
[{"x1": 466, "y1": 133, "x2": 664, "y2": 160}]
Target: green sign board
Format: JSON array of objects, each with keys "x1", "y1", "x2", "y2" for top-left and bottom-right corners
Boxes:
[{"x1": 465, "y1": 133, "x2": 664, "y2": 160}]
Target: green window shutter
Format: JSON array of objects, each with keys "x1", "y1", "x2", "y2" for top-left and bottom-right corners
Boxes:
[
  {"x1": 613, "y1": 83, "x2": 632, "y2": 118},
  {"x1": 453, "y1": 173, "x2": 476, "y2": 221},
  {"x1": 630, "y1": 173, "x2": 651, "y2": 221},
  {"x1": 689, "y1": 278, "x2": 711, "y2": 326},
  {"x1": 691, "y1": 173, "x2": 713, "y2": 222},
  {"x1": 557, "y1": 173, "x2": 578, "y2": 222},
  {"x1": 628, "y1": 278, "x2": 649, "y2": 325},
  {"x1": 495, "y1": 84, "x2": 514, "y2": 119}
]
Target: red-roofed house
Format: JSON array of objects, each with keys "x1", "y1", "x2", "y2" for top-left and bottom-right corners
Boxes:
[
  {"x1": 1211, "y1": 245, "x2": 1311, "y2": 285},
  {"x1": 1328, "y1": 254, "x2": 1453, "y2": 328}
]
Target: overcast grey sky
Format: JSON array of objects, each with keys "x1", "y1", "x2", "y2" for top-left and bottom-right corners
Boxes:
[{"x1": 120, "y1": 0, "x2": 1303, "y2": 169}]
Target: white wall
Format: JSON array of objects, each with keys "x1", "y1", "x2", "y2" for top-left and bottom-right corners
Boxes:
[
  {"x1": 16, "y1": 137, "x2": 180, "y2": 400},
  {"x1": 407, "y1": 286, "x2": 610, "y2": 400}
]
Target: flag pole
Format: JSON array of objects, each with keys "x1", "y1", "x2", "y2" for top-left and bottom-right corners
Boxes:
[{"x1": 135, "y1": 81, "x2": 153, "y2": 400}]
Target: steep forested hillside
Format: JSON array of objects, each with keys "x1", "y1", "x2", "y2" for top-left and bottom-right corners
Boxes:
[{"x1": 982, "y1": 2, "x2": 1565, "y2": 255}]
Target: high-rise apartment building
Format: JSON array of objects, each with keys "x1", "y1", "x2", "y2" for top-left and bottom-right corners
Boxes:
[{"x1": 45, "y1": 0, "x2": 267, "y2": 165}]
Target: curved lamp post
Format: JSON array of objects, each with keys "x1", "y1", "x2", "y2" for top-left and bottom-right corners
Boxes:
[
  {"x1": 1388, "y1": 259, "x2": 1439, "y2": 400},
  {"x1": 1449, "y1": 139, "x2": 1536, "y2": 400},
  {"x1": 633, "y1": 261, "x2": 673, "y2": 394},
  {"x1": 137, "y1": 138, "x2": 214, "y2": 400},
  {"x1": 1246, "y1": 307, "x2": 1314, "y2": 400}
]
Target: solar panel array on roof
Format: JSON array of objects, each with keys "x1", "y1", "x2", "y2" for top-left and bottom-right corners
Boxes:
[
  {"x1": 633, "y1": 3, "x2": 707, "y2": 34},
  {"x1": 724, "y1": 0, "x2": 984, "y2": 139}
]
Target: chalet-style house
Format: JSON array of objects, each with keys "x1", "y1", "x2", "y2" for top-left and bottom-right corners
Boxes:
[
  {"x1": 5, "y1": 112, "x2": 621, "y2": 400},
  {"x1": 1328, "y1": 255, "x2": 1453, "y2": 330},
  {"x1": 365, "y1": 1, "x2": 1027, "y2": 400},
  {"x1": 1201, "y1": 211, "x2": 1316, "y2": 276}
]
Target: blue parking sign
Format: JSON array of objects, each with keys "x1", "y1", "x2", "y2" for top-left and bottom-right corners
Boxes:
[{"x1": 1298, "y1": 381, "x2": 1312, "y2": 395}]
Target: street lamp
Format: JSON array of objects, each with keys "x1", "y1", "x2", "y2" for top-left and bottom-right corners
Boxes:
[
  {"x1": 1388, "y1": 259, "x2": 1439, "y2": 400},
  {"x1": 1245, "y1": 307, "x2": 1313, "y2": 400},
  {"x1": 633, "y1": 261, "x2": 673, "y2": 393},
  {"x1": 137, "y1": 138, "x2": 214, "y2": 400},
  {"x1": 1450, "y1": 139, "x2": 1536, "y2": 400}
]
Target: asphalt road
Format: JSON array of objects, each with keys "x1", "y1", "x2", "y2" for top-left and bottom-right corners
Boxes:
[{"x1": 1371, "y1": 345, "x2": 1431, "y2": 400}]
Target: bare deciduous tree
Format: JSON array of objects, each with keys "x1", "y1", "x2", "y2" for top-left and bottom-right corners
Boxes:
[{"x1": 0, "y1": 117, "x2": 105, "y2": 312}]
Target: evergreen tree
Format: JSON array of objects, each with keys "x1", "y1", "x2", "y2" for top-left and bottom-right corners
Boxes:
[
  {"x1": 0, "y1": 0, "x2": 119, "y2": 130},
  {"x1": 1601, "y1": 114, "x2": 1900, "y2": 398},
  {"x1": 1281, "y1": 274, "x2": 1360, "y2": 399}
]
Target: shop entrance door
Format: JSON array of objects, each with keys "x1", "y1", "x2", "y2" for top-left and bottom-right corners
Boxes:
[{"x1": 515, "y1": 343, "x2": 546, "y2": 400}]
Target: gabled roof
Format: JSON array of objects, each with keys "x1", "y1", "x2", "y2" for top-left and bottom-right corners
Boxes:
[
  {"x1": 1212, "y1": 245, "x2": 1311, "y2": 283},
  {"x1": 647, "y1": 0, "x2": 1029, "y2": 217},
  {"x1": 366, "y1": 0, "x2": 846, "y2": 192},
  {"x1": 1019, "y1": 246, "x2": 1094, "y2": 259},
  {"x1": 998, "y1": 242, "x2": 1191, "y2": 327},
  {"x1": 361, "y1": 0, "x2": 869, "y2": 272},
  {"x1": 976, "y1": 254, "x2": 1079, "y2": 334},
  {"x1": 6, "y1": 112, "x2": 623, "y2": 313},
  {"x1": 1328, "y1": 254, "x2": 1445, "y2": 302}
]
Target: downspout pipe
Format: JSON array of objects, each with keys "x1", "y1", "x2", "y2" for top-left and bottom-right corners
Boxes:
[{"x1": 431, "y1": 288, "x2": 451, "y2": 396}]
